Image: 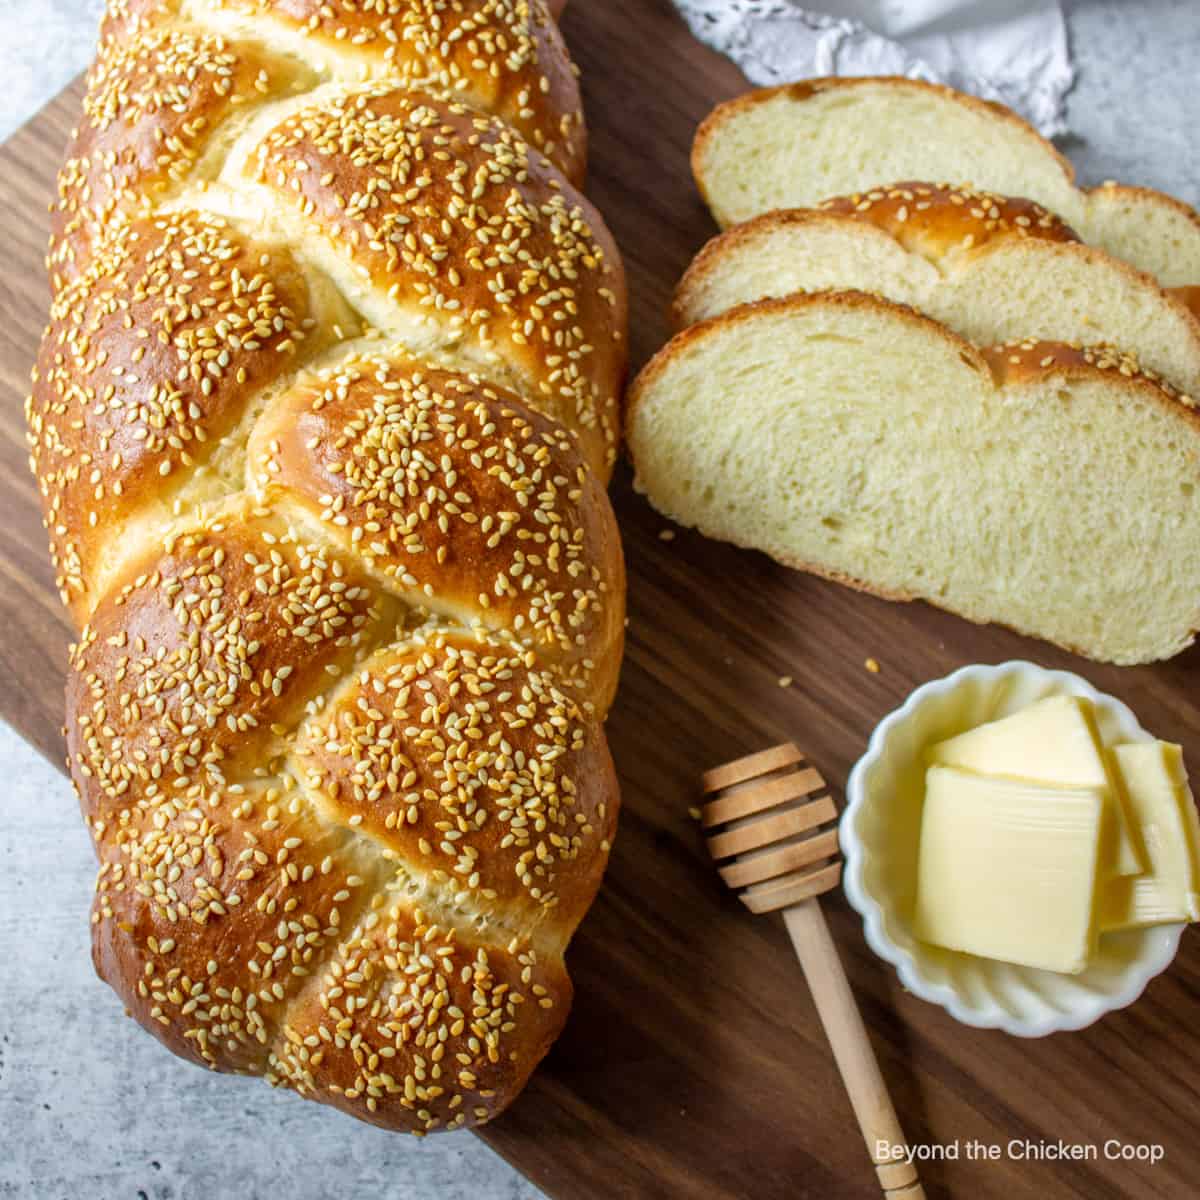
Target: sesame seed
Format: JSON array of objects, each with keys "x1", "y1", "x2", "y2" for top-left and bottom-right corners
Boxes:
[
  {"x1": 37, "y1": 0, "x2": 621, "y2": 1142},
  {"x1": 252, "y1": 86, "x2": 620, "y2": 469}
]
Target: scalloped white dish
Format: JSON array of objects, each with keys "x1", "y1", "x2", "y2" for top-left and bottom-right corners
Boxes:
[{"x1": 841, "y1": 661, "x2": 1185, "y2": 1037}]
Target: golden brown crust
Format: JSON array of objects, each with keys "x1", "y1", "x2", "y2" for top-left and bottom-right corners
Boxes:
[
  {"x1": 291, "y1": 629, "x2": 620, "y2": 933},
  {"x1": 90, "y1": 777, "x2": 388, "y2": 1075},
  {"x1": 249, "y1": 87, "x2": 626, "y2": 477},
  {"x1": 71, "y1": 512, "x2": 619, "y2": 1133},
  {"x1": 87, "y1": 683, "x2": 589, "y2": 1132},
  {"x1": 982, "y1": 338, "x2": 1200, "y2": 418},
  {"x1": 1171, "y1": 285, "x2": 1200, "y2": 323},
  {"x1": 203, "y1": 0, "x2": 586, "y2": 184},
  {"x1": 49, "y1": 25, "x2": 307, "y2": 291},
  {"x1": 27, "y1": 211, "x2": 332, "y2": 626},
  {"x1": 66, "y1": 505, "x2": 392, "y2": 825},
  {"x1": 33, "y1": 0, "x2": 625, "y2": 1137},
  {"x1": 691, "y1": 76, "x2": 1078, "y2": 219},
  {"x1": 268, "y1": 893, "x2": 574, "y2": 1131},
  {"x1": 819, "y1": 181, "x2": 1079, "y2": 259},
  {"x1": 248, "y1": 345, "x2": 625, "y2": 705},
  {"x1": 97, "y1": 0, "x2": 178, "y2": 40}
]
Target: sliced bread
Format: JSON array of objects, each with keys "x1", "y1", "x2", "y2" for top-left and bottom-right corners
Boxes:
[
  {"x1": 692, "y1": 77, "x2": 1200, "y2": 286},
  {"x1": 626, "y1": 291, "x2": 1200, "y2": 665},
  {"x1": 672, "y1": 183, "x2": 1200, "y2": 400}
]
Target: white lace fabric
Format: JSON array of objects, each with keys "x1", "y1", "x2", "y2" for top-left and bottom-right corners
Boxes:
[{"x1": 672, "y1": 0, "x2": 1074, "y2": 137}]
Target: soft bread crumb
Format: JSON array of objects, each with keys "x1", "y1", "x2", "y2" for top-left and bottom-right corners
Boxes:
[
  {"x1": 693, "y1": 78, "x2": 1200, "y2": 286},
  {"x1": 674, "y1": 209, "x2": 1200, "y2": 399},
  {"x1": 628, "y1": 294, "x2": 1200, "y2": 666}
]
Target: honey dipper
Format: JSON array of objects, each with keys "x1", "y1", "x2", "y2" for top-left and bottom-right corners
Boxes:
[{"x1": 701, "y1": 744, "x2": 925, "y2": 1199}]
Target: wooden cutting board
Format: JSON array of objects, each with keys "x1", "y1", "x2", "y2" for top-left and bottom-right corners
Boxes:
[{"x1": 4, "y1": 3, "x2": 1200, "y2": 1197}]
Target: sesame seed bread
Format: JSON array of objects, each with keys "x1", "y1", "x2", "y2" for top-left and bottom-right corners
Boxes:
[
  {"x1": 692, "y1": 77, "x2": 1200, "y2": 286},
  {"x1": 672, "y1": 183, "x2": 1200, "y2": 400},
  {"x1": 26, "y1": 0, "x2": 626, "y2": 1136},
  {"x1": 627, "y1": 292, "x2": 1200, "y2": 665}
]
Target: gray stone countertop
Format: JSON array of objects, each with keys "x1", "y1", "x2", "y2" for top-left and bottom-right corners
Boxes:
[{"x1": 2, "y1": 1, "x2": 1200, "y2": 1197}]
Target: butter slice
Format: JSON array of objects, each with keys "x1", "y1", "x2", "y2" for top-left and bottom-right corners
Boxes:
[
  {"x1": 1099, "y1": 743, "x2": 1200, "y2": 931},
  {"x1": 926, "y1": 695, "x2": 1143, "y2": 877},
  {"x1": 914, "y1": 766, "x2": 1104, "y2": 974}
]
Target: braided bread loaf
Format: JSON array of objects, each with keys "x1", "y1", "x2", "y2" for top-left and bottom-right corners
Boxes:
[{"x1": 26, "y1": 0, "x2": 627, "y2": 1135}]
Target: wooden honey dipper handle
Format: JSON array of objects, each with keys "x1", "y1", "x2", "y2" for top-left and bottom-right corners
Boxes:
[
  {"x1": 702, "y1": 744, "x2": 925, "y2": 1197},
  {"x1": 783, "y1": 901, "x2": 926, "y2": 1200}
]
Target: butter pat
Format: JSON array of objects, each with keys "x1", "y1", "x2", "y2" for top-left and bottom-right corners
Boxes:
[
  {"x1": 926, "y1": 695, "x2": 1143, "y2": 877},
  {"x1": 914, "y1": 766, "x2": 1104, "y2": 974},
  {"x1": 1100, "y1": 743, "x2": 1200, "y2": 931}
]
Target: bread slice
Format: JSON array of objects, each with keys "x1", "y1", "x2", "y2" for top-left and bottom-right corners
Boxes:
[
  {"x1": 626, "y1": 292, "x2": 1200, "y2": 665},
  {"x1": 673, "y1": 183, "x2": 1200, "y2": 400},
  {"x1": 692, "y1": 77, "x2": 1200, "y2": 286}
]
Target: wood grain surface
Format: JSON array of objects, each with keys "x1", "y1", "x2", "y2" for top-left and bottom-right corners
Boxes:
[{"x1": 3, "y1": 3, "x2": 1200, "y2": 1197}]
